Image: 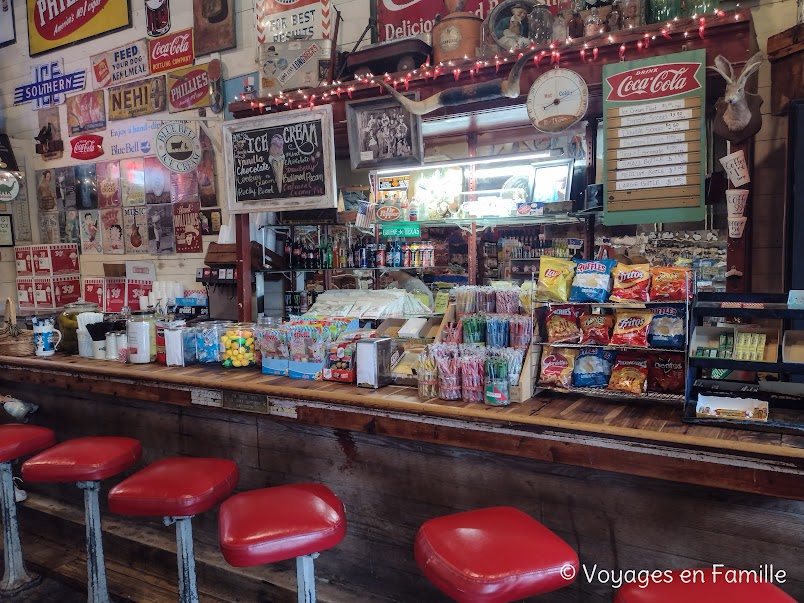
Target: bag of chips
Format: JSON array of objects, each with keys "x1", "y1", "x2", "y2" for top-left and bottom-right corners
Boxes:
[
  {"x1": 570, "y1": 259, "x2": 616, "y2": 303},
  {"x1": 611, "y1": 309, "x2": 653, "y2": 347},
  {"x1": 649, "y1": 306, "x2": 685, "y2": 349},
  {"x1": 650, "y1": 267, "x2": 692, "y2": 301},
  {"x1": 539, "y1": 346, "x2": 577, "y2": 389},
  {"x1": 536, "y1": 257, "x2": 576, "y2": 303},
  {"x1": 610, "y1": 263, "x2": 651, "y2": 302},
  {"x1": 579, "y1": 313, "x2": 614, "y2": 345},
  {"x1": 608, "y1": 353, "x2": 649, "y2": 395},
  {"x1": 573, "y1": 348, "x2": 616, "y2": 388},
  {"x1": 546, "y1": 306, "x2": 581, "y2": 343},
  {"x1": 648, "y1": 352, "x2": 685, "y2": 394}
]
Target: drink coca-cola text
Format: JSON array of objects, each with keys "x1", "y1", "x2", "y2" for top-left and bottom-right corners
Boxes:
[{"x1": 606, "y1": 63, "x2": 701, "y2": 102}]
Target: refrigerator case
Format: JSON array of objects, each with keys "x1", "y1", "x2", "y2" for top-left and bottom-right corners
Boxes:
[{"x1": 258, "y1": 39, "x2": 332, "y2": 97}]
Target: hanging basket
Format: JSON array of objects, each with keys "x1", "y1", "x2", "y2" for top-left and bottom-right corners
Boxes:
[{"x1": 0, "y1": 298, "x2": 35, "y2": 356}]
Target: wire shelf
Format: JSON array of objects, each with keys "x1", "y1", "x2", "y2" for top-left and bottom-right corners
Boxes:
[{"x1": 536, "y1": 384, "x2": 684, "y2": 403}]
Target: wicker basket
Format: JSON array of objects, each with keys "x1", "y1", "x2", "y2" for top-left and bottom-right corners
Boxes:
[{"x1": 0, "y1": 298, "x2": 35, "y2": 356}]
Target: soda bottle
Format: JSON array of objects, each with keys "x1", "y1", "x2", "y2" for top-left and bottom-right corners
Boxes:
[{"x1": 146, "y1": 0, "x2": 171, "y2": 37}]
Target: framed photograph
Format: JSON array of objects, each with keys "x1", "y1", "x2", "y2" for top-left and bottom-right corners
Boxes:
[
  {"x1": 0, "y1": 1, "x2": 16, "y2": 49},
  {"x1": 0, "y1": 214, "x2": 14, "y2": 247},
  {"x1": 488, "y1": 0, "x2": 540, "y2": 52},
  {"x1": 223, "y1": 105, "x2": 337, "y2": 214},
  {"x1": 193, "y1": 0, "x2": 236, "y2": 56},
  {"x1": 346, "y1": 93, "x2": 424, "y2": 171},
  {"x1": 27, "y1": 0, "x2": 132, "y2": 57}
]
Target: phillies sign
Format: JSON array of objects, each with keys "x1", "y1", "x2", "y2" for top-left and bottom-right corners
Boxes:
[
  {"x1": 71, "y1": 135, "x2": 105, "y2": 160},
  {"x1": 168, "y1": 65, "x2": 210, "y2": 113},
  {"x1": 605, "y1": 63, "x2": 702, "y2": 103},
  {"x1": 149, "y1": 29, "x2": 195, "y2": 75}
]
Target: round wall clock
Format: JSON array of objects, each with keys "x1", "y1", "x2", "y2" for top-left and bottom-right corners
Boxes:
[{"x1": 526, "y1": 68, "x2": 589, "y2": 133}]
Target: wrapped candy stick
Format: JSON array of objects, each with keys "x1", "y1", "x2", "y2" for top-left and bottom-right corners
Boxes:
[
  {"x1": 485, "y1": 315, "x2": 510, "y2": 348},
  {"x1": 509, "y1": 316, "x2": 533, "y2": 350},
  {"x1": 417, "y1": 347, "x2": 439, "y2": 398},
  {"x1": 495, "y1": 288, "x2": 521, "y2": 314},
  {"x1": 459, "y1": 354, "x2": 486, "y2": 403}
]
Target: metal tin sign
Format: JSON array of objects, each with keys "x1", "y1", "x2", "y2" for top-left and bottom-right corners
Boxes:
[
  {"x1": 108, "y1": 75, "x2": 167, "y2": 121},
  {"x1": 167, "y1": 64, "x2": 210, "y2": 113},
  {"x1": 376, "y1": 205, "x2": 402, "y2": 222},
  {"x1": 154, "y1": 122, "x2": 202, "y2": 172},
  {"x1": 15, "y1": 61, "x2": 87, "y2": 109},
  {"x1": 91, "y1": 40, "x2": 150, "y2": 89},
  {"x1": 70, "y1": 135, "x2": 105, "y2": 161},
  {"x1": 0, "y1": 172, "x2": 20, "y2": 202},
  {"x1": 602, "y1": 49, "x2": 706, "y2": 226},
  {"x1": 380, "y1": 222, "x2": 420, "y2": 238},
  {"x1": 149, "y1": 28, "x2": 194, "y2": 75},
  {"x1": 66, "y1": 91, "x2": 106, "y2": 135},
  {"x1": 255, "y1": 0, "x2": 331, "y2": 44}
]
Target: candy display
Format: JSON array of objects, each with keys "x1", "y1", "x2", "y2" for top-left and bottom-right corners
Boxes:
[
  {"x1": 484, "y1": 356, "x2": 509, "y2": 406},
  {"x1": 475, "y1": 287, "x2": 496, "y2": 314},
  {"x1": 545, "y1": 306, "x2": 581, "y2": 343},
  {"x1": 608, "y1": 354, "x2": 649, "y2": 395},
  {"x1": 648, "y1": 307, "x2": 686, "y2": 349},
  {"x1": 536, "y1": 257, "x2": 576, "y2": 303},
  {"x1": 539, "y1": 347, "x2": 577, "y2": 388},
  {"x1": 454, "y1": 287, "x2": 477, "y2": 319},
  {"x1": 221, "y1": 324, "x2": 257, "y2": 368},
  {"x1": 460, "y1": 353, "x2": 486, "y2": 403},
  {"x1": 432, "y1": 344, "x2": 461, "y2": 400},
  {"x1": 196, "y1": 321, "x2": 234, "y2": 363},
  {"x1": 611, "y1": 309, "x2": 654, "y2": 348},
  {"x1": 610, "y1": 263, "x2": 651, "y2": 303},
  {"x1": 579, "y1": 313, "x2": 613, "y2": 345},
  {"x1": 509, "y1": 316, "x2": 533, "y2": 350},
  {"x1": 417, "y1": 348, "x2": 439, "y2": 398},
  {"x1": 485, "y1": 315, "x2": 510, "y2": 348},
  {"x1": 494, "y1": 347, "x2": 524, "y2": 387},
  {"x1": 462, "y1": 314, "x2": 486, "y2": 346},
  {"x1": 650, "y1": 267, "x2": 692, "y2": 301},
  {"x1": 494, "y1": 288, "x2": 520, "y2": 314},
  {"x1": 573, "y1": 348, "x2": 616, "y2": 388},
  {"x1": 648, "y1": 353, "x2": 685, "y2": 394},
  {"x1": 570, "y1": 259, "x2": 616, "y2": 303}
]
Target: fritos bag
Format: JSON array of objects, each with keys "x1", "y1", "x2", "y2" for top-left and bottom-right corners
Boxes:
[
  {"x1": 579, "y1": 313, "x2": 613, "y2": 345},
  {"x1": 611, "y1": 309, "x2": 653, "y2": 348},
  {"x1": 610, "y1": 263, "x2": 651, "y2": 302},
  {"x1": 648, "y1": 352, "x2": 685, "y2": 394},
  {"x1": 608, "y1": 353, "x2": 649, "y2": 395},
  {"x1": 539, "y1": 346, "x2": 577, "y2": 389},
  {"x1": 537, "y1": 257, "x2": 575, "y2": 303},
  {"x1": 650, "y1": 267, "x2": 692, "y2": 301},
  {"x1": 546, "y1": 306, "x2": 581, "y2": 343}
]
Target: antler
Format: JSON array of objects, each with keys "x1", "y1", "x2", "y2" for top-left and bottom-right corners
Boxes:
[
  {"x1": 734, "y1": 51, "x2": 764, "y2": 87},
  {"x1": 708, "y1": 55, "x2": 734, "y2": 82}
]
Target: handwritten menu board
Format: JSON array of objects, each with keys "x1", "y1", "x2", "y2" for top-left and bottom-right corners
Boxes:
[
  {"x1": 223, "y1": 106, "x2": 336, "y2": 214},
  {"x1": 602, "y1": 50, "x2": 706, "y2": 226}
]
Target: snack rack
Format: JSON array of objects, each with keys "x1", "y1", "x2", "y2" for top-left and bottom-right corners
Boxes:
[{"x1": 683, "y1": 292, "x2": 804, "y2": 434}]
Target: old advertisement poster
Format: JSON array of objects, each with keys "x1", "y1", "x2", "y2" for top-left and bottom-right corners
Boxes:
[
  {"x1": 108, "y1": 75, "x2": 166, "y2": 121},
  {"x1": 27, "y1": 0, "x2": 132, "y2": 56}
]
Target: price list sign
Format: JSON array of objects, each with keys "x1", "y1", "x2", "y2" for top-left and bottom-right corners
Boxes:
[{"x1": 602, "y1": 50, "x2": 706, "y2": 226}]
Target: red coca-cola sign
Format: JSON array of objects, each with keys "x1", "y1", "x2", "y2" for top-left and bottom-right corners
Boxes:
[
  {"x1": 605, "y1": 63, "x2": 701, "y2": 102},
  {"x1": 34, "y1": 0, "x2": 110, "y2": 41},
  {"x1": 70, "y1": 135, "x2": 104, "y2": 160},
  {"x1": 148, "y1": 28, "x2": 194, "y2": 75}
]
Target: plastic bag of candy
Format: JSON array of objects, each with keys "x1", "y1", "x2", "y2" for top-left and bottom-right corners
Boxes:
[
  {"x1": 608, "y1": 353, "x2": 649, "y2": 395},
  {"x1": 538, "y1": 346, "x2": 577, "y2": 389},
  {"x1": 546, "y1": 306, "x2": 581, "y2": 343},
  {"x1": 611, "y1": 309, "x2": 653, "y2": 347},
  {"x1": 570, "y1": 259, "x2": 616, "y2": 303},
  {"x1": 650, "y1": 267, "x2": 692, "y2": 301},
  {"x1": 579, "y1": 313, "x2": 613, "y2": 345},
  {"x1": 649, "y1": 306, "x2": 685, "y2": 349},
  {"x1": 537, "y1": 257, "x2": 576, "y2": 303},
  {"x1": 573, "y1": 348, "x2": 616, "y2": 388},
  {"x1": 610, "y1": 263, "x2": 651, "y2": 303}
]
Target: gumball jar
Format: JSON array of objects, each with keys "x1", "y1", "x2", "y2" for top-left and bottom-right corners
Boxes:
[{"x1": 221, "y1": 323, "x2": 257, "y2": 368}]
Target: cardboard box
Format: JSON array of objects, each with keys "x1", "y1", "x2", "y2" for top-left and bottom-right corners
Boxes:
[
  {"x1": 83, "y1": 278, "x2": 105, "y2": 310},
  {"x1": 126, "y1": 279, "x2": 153, "y2": 311},
  {"x1": 49, "y1": 244, "x2": 80, "y2": 274},
  {"x1": 288, "y1": 360, "x2": 325, "y2": 380},
  {"x1": 104, "y1": 278, "x2": 126, "y2": 313},
  {"x1": 783, "y1": 331, "x2": 804, "y2": 364},
  {"x1": 30, "y1": 245, "x2": 53, "y2": 276},
  {"x1": 53, "y1": 275, "x2": 81, "y2": 307},
  {"x1": 33, "y1": 277, "x2": 55, "y2": 309},
  {"x1": 14, "y1": 246, "x2": 32, "y2": 277},
  {"x1": 125, "y1": 260, "x2": 156, "y2": 281},
  {"x1": 16, "y1": 278, "x2": 35, "y2": 310},
  {"x1": 262, "y1": 357, "x2": 289, "y2": 376}
]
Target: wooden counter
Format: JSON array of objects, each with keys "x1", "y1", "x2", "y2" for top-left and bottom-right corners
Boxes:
[{"x1": 2, "y1": 355, "x2": 804, "y2": 500}]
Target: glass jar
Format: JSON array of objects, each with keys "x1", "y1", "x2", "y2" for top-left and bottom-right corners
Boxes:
[
  {"x1": 58, "y1": 301, "x2": 99, "y2": 355},
  {"x1": 254, "y1": 317, "x2": 280, "y2": 366},
  {"x1": 528, "y1": 5, "x2": 554, "y2": 45},
  {"x1": 221, "y1": 323, "x2": 257, "y2": 368},
  {"x1": 127, "y1": 311, "x2": 156, "y2": 363},
  {"x1": 195, "y1": 321, "x2": 233, "y2": 363}
]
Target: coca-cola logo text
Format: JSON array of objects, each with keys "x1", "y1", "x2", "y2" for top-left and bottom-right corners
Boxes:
[
  {"x1": 151, "y1": 34, "x2": 190, "y2": 59},
  {"x1": 606, "y1": 63, "x2": 701, "y2": 102},
  {"x1": 70, "y1": 135, "x2": 104, "y2": 160},
  {"x1": 149, "y1": 29, "x2": 195, "y2": 75}
]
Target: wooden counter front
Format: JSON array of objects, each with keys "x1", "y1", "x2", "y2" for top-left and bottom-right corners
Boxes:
[{"x1": 2, "y1": 355, "x2": 804, "y2": 500}]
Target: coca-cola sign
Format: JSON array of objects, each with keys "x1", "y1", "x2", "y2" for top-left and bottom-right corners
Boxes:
[
  {"x1": 605, "y1": 63, "x2": 701, "y2": 102},
  {"x1": 70, "y1": 135, "x2": 104, "y2": 160},
  {"x1": 149, "y1": 29, "x2": 195, "y2": 75}
]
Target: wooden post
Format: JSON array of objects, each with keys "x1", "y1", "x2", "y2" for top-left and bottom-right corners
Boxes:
[
  {"x1": 725, "y1": 139, "x2": 753, "y2": 293},
  {"x1": 236, "y1": 213, "x2": 252, "y2": 322}
]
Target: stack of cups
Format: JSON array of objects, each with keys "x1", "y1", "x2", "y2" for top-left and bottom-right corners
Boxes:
[{"x1": 726, "y1": 189, "x2": 749, "y2": 239}]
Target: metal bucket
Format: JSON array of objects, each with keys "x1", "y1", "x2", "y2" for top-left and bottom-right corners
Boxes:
[{"x1": 432, "y1": 12, "x2": 483, "y2": 64}]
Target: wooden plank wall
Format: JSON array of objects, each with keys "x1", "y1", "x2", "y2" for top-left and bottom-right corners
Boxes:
[{"x1": 9, "y1": 382, "x2": 804, "y2": 602}]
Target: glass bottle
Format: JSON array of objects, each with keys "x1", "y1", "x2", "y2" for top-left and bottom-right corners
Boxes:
[
  {"x1": 57, "y1": 301, "x2": 99, "y2": 355},
  {"x1": 648, "y1": 0, "x2": 682, "y2": 24},
  {"x1": 568, "y1": 11, "x2": 585, "y2": 38},
  {"x1": 607, "y1": 0, "x2": 623, "y2": 30},
  {"x1": 528, "y1": 5, "x2": 554, "y2": 45},
  {"x1": 584, "y1": 6, "x2": 603, "y2": 36},
  {"x1": 552, "y1": 12, "x2": 569, "y2": 41},
  {"x1": 145, "y1": 0, "x2": 170, "y2": 37},
  {"x1": 622, "y1": 0, "x2": 642, "y2": 27},
  {"x1": 127, "y1": 311, "x2": 157, "y2": 364}
]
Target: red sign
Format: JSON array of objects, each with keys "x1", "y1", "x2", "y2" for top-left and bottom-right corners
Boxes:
[
  {"x1": 605, "y1": 63, "x2": 702, "y2": 102},
  {"x1": 168, "y1": 65, "x2": 210, "y2": 112},
  {"x1": 376, "y1": 206, "x2": 401, "y2": 221},
  {"x1": 149, "y1": 29, "x2": 195, "y2": 75},
  {"x1": 33, "y1": 0, "x2": 111, "y2": 41},
  {"x1": 70, "y1": 135, "x2": 104, "y2": 160}
]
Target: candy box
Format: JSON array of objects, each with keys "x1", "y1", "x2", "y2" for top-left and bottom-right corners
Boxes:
[
  {"x1": 33, "y1": 277, "x2": 55, "y2": 309},
  {"x1": 16, "y1": 278, "x2": 35, "y2": 310},
  {"x1": 53, "y1": 275, "x2": 81, "y2": 307},
  {"x1": 82, "y1": 278, "x2": 105, "y2": 310},
  {"x1": 30, "y1": 245, "x2": 53, "y2": 276},
  {"x1": 14, "y1": 246, "x2": 32, "y2": 277},
  {"x1": 323, "y1": 342, "x2": 357, "y2": 383},
  {"x1": 104, "y1": 278, "x2": 127, "y2": 313},
  {"x1": 49, "y1": 244, "x2": 80, "y2": 274}
]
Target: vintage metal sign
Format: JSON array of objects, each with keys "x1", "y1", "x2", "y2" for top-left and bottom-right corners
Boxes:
[
  {"x1": 149, "y1": 29, "x2": 194, "y2": 75},
  {"x1": 108, "y1": 75, "x2": 167, "y2": 121},
  {"x1": 27, "y1": 0, "x2": 132, "y2": 57},
  {"x1": 167, "y1": 64, "x2": 210, "y2": 113},
  {"x1": 0, "y1": 172, "x2": 20, "y2": 202},
  {"x1": 255, "y1": 0, "x2": 330, "y2": 44},
  {"x1": 66, "y1": 91, "x2": 106, "y2": 135},
  {"x1": 91, "y1": 40, "x2": 150, "y2": 89},
  {"x1": 70, "y1": 135, "x2": 105, "y2": 161},
  {"x1": 154, "y1": 122, "x2": 202, "y2": 173},
  {"x1": 15, "y1": 61, "x2": 86, "y2": 109},
  {"x1": 605, "y1": 62, "x2": 702, "y2": 103}
]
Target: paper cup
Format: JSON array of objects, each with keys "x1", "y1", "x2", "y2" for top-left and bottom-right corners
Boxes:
[
  {"x1": 726, "y1": 189, "x2": 749, "y2": 217},
  {"x1": 720, "y1": 150, "x2": 750, "y2": 187},
  {"x1": 728, "y1": 216, "x2": 748, "y2": 239}
]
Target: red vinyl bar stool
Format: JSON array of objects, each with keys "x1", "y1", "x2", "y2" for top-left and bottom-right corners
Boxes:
[
  {"x1": 0, "y1": 425, "x2": 55, "y2": 594},
  {"x1": 614, "y1": 569, "x2": 797, "y2": 602},
  {"x1": 415, "y1": 506, "x2": 579, "y2": 603},
  {"x1": 218, "y1": 483, "x2": 346, "y2": 603},
  {"x1": 22, "y1": 436, "x2": 142, "y2": 603},
  {"x1": 108, "y1": 457, "x2": 238, "y2": 603}
]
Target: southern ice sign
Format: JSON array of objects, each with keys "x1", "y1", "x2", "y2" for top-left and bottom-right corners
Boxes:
[
  {"x1": 223, "y1": 105, "x2": 336, "y2": 214},
  {"x1": 602, "y1": 49, "x2": 706, "y2": 226}
]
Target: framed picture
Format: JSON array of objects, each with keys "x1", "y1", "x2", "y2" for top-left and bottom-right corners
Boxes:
[
  {"x1": 0, "y1": 1, "x2": 16, "y2": 49},
  {"x1": 27, "y1": 0, "x2": 132, "y2": 57},
  {"x1": 488, "y1": 0, "x2": 540, "y2": 52},
  {"x1": 193, "y1": 0, "x2": 236, "y2": 56},
  {"x1": 346, "y1": 93, "x2": 424, "y2": 171},
  {"x1": 0, "y1": 214, "x2": 14, "y2": 247},
  {"x1": 223, "y1": 105, "x2": 337, "y2": 214}
]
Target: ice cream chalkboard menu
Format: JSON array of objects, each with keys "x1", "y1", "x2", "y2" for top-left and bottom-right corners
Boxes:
[{"x1": 223, "y1": 106, "x2": 336, "y2": 214}]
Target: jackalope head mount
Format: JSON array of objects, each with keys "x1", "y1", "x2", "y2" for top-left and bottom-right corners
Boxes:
[{"x1": 708, "y1": 52, "x2": 764, "y2": 144}]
